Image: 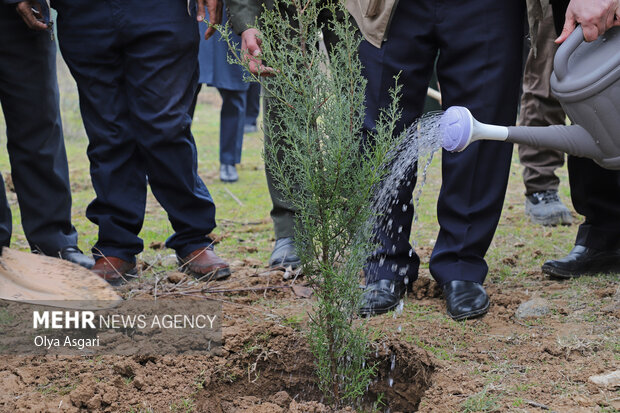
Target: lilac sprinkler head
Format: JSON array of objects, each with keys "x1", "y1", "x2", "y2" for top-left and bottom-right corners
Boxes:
[{"x1": 440, "y1": 106, "x2": 473, "y2": 152}]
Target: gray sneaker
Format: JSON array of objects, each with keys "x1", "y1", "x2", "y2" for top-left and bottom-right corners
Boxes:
[
  {"x1": 219, "y1": 164, "x2": 239, "y2": 183},
  {"x1": 525, "y1": 190, "x2": 573, "y2": 226}
]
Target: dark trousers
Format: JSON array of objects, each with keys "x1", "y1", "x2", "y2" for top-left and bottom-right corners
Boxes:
[
  {"x1": 245, "y1": 82, "x2": 261, "y2": 126},
  {"x1": 190, "y1": 84, "x2": 246, "y2": 165},
  {"x1": 53, "y1": 0, "x2": 217, "y2": 262},
  {"x1": 218, "y1": 88, "x2": 246, "y2": 165},
  {"x1": 263, "y1": 1, "x2": 343, "y2": 239},
  {"x1": 0, "y1": 6, "x2": 78, "y2": 255},
  {"x1": 549, "y1": 0, "x2": 620, "y2": 250},
  {"x1": 361, "y1": 0, "x2": 525, "y2": 285}
]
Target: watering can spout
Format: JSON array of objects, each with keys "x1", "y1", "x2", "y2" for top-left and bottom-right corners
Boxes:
[
  {"x1": 440, "y1": 25, "x2": 620, "y2": 170},
  {"x1": 440, "y1": 106, "x2": 605, "y2": 164}
]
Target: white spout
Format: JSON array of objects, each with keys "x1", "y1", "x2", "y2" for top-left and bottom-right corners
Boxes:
[{"x1": 441, "y1": 106, "x2": 509, "y2": 152}]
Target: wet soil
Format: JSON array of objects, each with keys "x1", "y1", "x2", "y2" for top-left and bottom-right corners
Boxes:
[{"x1": 0, "y1": 257, "x2": 618, "y2": 412}]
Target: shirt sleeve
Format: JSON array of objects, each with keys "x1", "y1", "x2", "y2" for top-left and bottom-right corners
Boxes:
[{"x1": 226, "y1": 0, "x2": 262, "y2": 35}]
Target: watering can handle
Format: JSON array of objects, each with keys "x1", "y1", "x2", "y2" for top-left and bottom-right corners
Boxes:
[{"x1": 554, "y1": 25, "x2": 584, "y2": 81}]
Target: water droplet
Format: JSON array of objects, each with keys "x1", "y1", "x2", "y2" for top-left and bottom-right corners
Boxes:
[
  {"x1": 397, "y1": 226, "x2": 403, "y2": 233},
  {"x1": 393, "y1": 300, "x2": 404, "y2": 318},
  {"x1": 402, "y1": 204, "x2": 408, "y2": 211},
  {"x1": 391, "y1": 263, "x2": 398, "y2": 272},
  {"x1": 388, "y1": 377, "x2": 394, "y2": 387},
  {"x1": 390, "y1": 354, "x2": 396, "y2": 370}
]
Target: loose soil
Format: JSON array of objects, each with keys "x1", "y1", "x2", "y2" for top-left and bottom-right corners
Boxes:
[{"x1": 1, "y1": 252, "x2": 618, "y2": 412}]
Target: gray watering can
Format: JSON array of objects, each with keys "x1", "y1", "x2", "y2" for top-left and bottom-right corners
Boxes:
[{"x1": 441, "y1": 25, "x2": 620, "y2": 169}]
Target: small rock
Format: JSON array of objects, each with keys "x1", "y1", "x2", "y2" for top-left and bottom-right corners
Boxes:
[
  {"x1": 167, "y1": 272, "x2": 186, "y2": 283},
  {"x1": 270, "y1": 391, "x2": 291, "y2": 407},
  {"x1": 230, "y1": 259, "x2": 245, "y2": 267},
  {"x1": 112, "y1": 363, "x2": 134, "y2": 377},
  {"x1": 589, "y1": 370, "x2": 620, "y2": 388},
  {"x1": 291, "y1": 284, "x2": 313, "y2": 298},
  {"x1": 132, "y1": 375, "x2": 145, "y2": 390},
  {"x1": 70, "y1": 383, "x2": 95, "y2": 407},
  {"x1": 243, "y1": 257, "x2": 263, "y2": 268},
  {"x1": 515, "y1": 298, "x2": 551, "y2": 319},
  {"x1": 149, "y1": 241, "x2": 165, "y2": 250},
  {"x1": 86, "y1": 394, "x2": 103, "y2": 410}
]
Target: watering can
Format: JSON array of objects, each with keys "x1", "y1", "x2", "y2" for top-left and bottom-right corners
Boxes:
[{"x1": 441, "y1": 25, "x2": 620, "y2": 170}]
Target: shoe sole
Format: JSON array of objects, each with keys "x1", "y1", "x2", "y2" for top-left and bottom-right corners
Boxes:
[
  {"x1": 104, "y1": 269, "x2": 138, "y2": 287},
  {"x1": 269, "y1": 260, "x2": 302, "y2": 270},
  {"x1": 526, "y1": 211, "x2": 573, "y2": 226},
  {"x1": 358, "y1": 299, "x2": 403, "y2": 317},
  {"x1": 447, "y1": 300, "x2": 490, "y2": 321},
  {"x1": 185, "y1": 266, "x2": 231, "y2": 282},
  {"x1": 542, "y1": 262, "x2": 620, "y2": 279}
]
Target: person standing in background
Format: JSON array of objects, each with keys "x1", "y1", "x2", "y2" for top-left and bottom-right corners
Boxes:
[
  {"x1": 189, "y1": 4, "x2": 261, "y2": 183},
  {"x1": 244, "y1": 83, "x2": 261, "y2": 134},
  {"x1": 518, "y1": 3, "x2": 573, "y2": 227},
  {"x1": 0, "y1": 0, "x2": 93, "y2": 269},
  {"x1": 48, "y1": 0, "x2": 231, "y2": 285},
  {"x1": 227, "y1": 0, "x2": 345, "y2": 270},
  {"x1": 541, "y1": 0, "x2": 620, "y2": 278}
]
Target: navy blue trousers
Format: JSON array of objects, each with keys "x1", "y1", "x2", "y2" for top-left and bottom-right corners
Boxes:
[
  {"x1": 549, "y1": 0, "x2": 620, "y2": 251},
  {"x1": 0, "y1": 5, "x2": 78, "y2": 255},
  {"x1": 362, "y1": 0, "x2": 525, "y2": 285},
  {"x1": 189, "y1": 84, "x2": 248, "y2": 165},
  {"x1": 218, "y1": 88, "x2": 246, "y2": 165},
  {"x1": 52, "y1": 0, "x2": 217, "y2": 262},
  {"x1": 245, "y1": 82, "x2": 261, "y2": 126}
]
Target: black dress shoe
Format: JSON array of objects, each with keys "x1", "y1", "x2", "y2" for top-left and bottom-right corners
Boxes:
[
  {"x1": 269, "y1": 237, "x2": 301, "y2": 269},
  {"x1": 542, "y1": 245, "x2": 620, "y2": 279},
  {"x1": 359, "y1": 278, "x2": 410, "y2": 316},
  {"x1": 443, "y1": 280, "x2": 489, "y2": 321},
  {"x1": 60, "y1": 246, "x2": 95, "y2": 269}
]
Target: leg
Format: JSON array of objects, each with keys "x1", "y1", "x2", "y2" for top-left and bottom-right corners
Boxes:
[
  {"x1": 188, "y1": 83, "x2": 203, "y2": 119},
  {"x1": 541, "y1": 0, "x2": 620, "y2": 278},
  {"x1": 427, "y1": 0, "x2": 524, "y2": 320},
  {"x1": 0, "y1": 8, "x2": 80, "y2": 257},
  {"x1": 244, "y1": 82, "x2": 261, "y2": 130},
  {"x1": 218, "y1": 88, "x2": 246, "y2": 165},
  {"x1": 121, "y1": 1, "x2": 227, "y2": 276},
  {"x1": 542, "y1": 156, "x2": 620, "y2": 278},
  {"x1": 263, "y1": 95, "x2": 301, "y2": 267},
  {"x1": 430, "y1": 0, "x2": 525, "y2": 286},
  {"x1": 54, "y1": 1, "x2": 148, "y2": 263},
  {"x1": 518, "y1": 6, "x2": 572, "y2": 225},
  {"x1": 357, "y1": 0, "x2": 436, "y2": 315}
]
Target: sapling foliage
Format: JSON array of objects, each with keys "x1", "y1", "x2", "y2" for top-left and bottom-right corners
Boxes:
[{"x1": 218, "y1": 0, "x2": 404, "y2": 407}]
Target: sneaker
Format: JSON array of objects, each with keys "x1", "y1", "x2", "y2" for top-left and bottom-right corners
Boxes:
[
  {"x1": 244, "y1": 124, "x2": 258, "y2": 134},
  {"x1": 525, "y1": 190, "x2": 573, "y2": 226},
  {"x1": 219, "y1": 164, "x2": 239, "y2": 183}
]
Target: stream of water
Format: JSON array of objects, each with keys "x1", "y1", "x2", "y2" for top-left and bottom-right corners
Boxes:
[{"x1": 370, "y1": 111, "x2": 444, "y2": 287}]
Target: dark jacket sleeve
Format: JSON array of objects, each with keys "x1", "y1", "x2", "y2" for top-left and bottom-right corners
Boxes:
[{"x1": 226, "y1": 0, "x2": 262, "y2": 35}]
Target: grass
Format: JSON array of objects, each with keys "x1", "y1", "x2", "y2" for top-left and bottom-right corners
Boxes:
[
  {"x1": 460, "y1": 387, "x2": 501, "y2": 412},
  {"x1": 0, "y1": 55, "x2": 582, "y2": 281},
  {"x1": 0, "y1": 57, "x2": 273, "y2": 272},
  {"x1": 0, "y1": 55, "x2": 619, "y2": 412}
]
